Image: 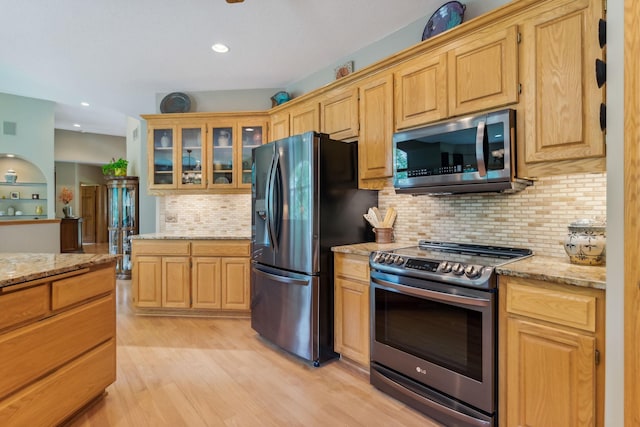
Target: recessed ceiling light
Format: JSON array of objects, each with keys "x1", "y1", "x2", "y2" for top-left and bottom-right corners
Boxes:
[
  {"x1": 6, "y1": 154, "x2": 15, "y2": 158},
  {"x1": 211, "y1": 43, "x2": 230, "y2": 53},
  {"x1": 73, "y1": 123, "x2": 81, "y2": 128},
  {"x1": 81, "y1": 102, "x2": 90, "y2": 107}
]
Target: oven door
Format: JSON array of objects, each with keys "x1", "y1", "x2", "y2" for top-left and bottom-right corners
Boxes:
[{"x1": 370, "y1": 270, "x2": 496, "y2": 414}]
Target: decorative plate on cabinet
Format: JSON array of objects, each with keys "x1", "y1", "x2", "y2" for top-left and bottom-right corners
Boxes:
[
  {"x1": 422, "y1": 1, "x2": 466, "y2": 40},
  {"x1": 160, "y1": 92, "x2": 191, "y2": 113}
]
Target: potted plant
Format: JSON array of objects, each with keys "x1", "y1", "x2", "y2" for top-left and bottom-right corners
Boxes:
[{"x1": 102, "y1": 158, "x2": 129, "y2": 177}]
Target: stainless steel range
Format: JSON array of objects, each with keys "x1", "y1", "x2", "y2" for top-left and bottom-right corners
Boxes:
[{"x1": 369, "y1": 240, "x2": 532, "y2": 427}]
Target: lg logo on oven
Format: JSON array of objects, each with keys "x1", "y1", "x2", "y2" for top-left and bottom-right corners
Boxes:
[{"x1": 416, "y1": 366, "x2": 427, "y2": 375}]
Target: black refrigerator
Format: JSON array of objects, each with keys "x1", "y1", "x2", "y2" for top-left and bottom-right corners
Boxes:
[{"x1": 251, "y1": 131, "x2": 377, "y2": 366}]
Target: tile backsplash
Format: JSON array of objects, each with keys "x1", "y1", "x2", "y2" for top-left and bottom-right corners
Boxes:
[
  {"x1": 378, "y1": 172, "x2": 607, "y2": 258},
  {"x1": 157, "y1": 172, "x2": 606, "y2": 259},
  {"x1": 158, "y1": 194, "x2": 251, "y2": 237}
]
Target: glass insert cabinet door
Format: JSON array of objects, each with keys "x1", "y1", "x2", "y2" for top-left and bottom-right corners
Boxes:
[
  {"x1": 210, "y1": 125, "x2": 235, "y2": 186},
  {"x1": 151, "y1": 127, "x2": 175, "y2": 187},
  {"x1": 107, "y1": 176, "x2": 139, "y2": 279},
  {"x1": 240, "y1": 124, "x2": 264, "y2": 187},
  {"x1": 179, "y1": 125, "x2": 206, "y2": 189}
]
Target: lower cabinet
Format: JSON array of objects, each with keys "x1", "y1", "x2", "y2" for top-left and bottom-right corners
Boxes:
[
  {"x1": 333, "y1": 252, "x2": 370, "y2": 367},
  {"x1": 132, "y1": 239, "x2": 250, "y2": 313},
  {"x1": 0, "y1": 262, "x2": 116, "y2": 425},
  {"x1": 499, "y1": 276, "x2": 605, "y2": 427}
]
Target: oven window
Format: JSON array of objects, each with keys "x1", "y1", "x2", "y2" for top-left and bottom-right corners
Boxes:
[{"x1": 374, "y1": 287, "x2": 483, "y2": 381}]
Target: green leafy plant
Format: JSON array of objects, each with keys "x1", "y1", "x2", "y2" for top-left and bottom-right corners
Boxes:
[{"x1": 102, "y1": 158, "x2": 129, "y2": 176}]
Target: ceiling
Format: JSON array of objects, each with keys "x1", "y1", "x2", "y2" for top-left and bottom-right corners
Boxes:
[{"x1": 0, "y1": 0, "x2": 503, "y2": 138}]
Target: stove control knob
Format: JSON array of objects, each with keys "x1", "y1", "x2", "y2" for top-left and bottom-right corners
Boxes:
[
  {"x1": 440, "y1": 262, "x2": 452, "y2": 273},
  {"x1": 394, "y1": 256, "x2": 404, "y2": 266},
  {"x1": 373, "y1": 252, "x2": 384, "y2": 263},
  {"x1": 465, "y1": 265, "x2": 481, "y2": 279},
  {"x1": 386, "y1": 255, "x2": 396, "y2": 264},
  {"x1": 452, "y1": 263, "x2": 465, "y2": 275}
]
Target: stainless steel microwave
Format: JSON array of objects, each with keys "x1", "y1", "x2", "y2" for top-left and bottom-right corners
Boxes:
[{"x1": 393, "y1": 109, "x2": 531, "y2": 195}]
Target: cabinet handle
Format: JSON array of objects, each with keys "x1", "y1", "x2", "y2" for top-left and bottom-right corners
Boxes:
[
  {"x1": 599, "y1": 19, "x2": 606, "y2": 48},
  {"x1": 600, "y1": 103, "x2": 606, "y2": 131},
  {"x1": 595, "y1": 59, "x2": 606, "y2": 88}
]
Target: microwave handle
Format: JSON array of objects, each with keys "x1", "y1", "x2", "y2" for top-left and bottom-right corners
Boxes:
[{"x1": 475, "y1": 121, "x2": 487, "y2": 177}]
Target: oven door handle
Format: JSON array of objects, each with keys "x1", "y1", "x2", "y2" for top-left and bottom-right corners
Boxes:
[{"x1": 372, "y1": 277, "x2": 491, "y2": 308}]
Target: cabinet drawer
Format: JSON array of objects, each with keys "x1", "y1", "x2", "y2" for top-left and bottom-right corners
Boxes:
[
  {"x1": 0, "y1": 284, "x2": 50, "y2": 332},
  {"x1": 0, "y1": 295, "x2": 115, "y2": 399},
  {"x1": 52, "y1": 265, "x2": 115, "y2": 310},
  {"x1": 334, "y1": 253, "x2": 370, "y2": 282},
  {"x1": 133, "y1": 240, "x2": 190, "y2": 256},
  {"x1": 506, "y1": 282, "x2": 596, "y2": 332},
  {"x1": 0, "y1": 338, "x2": 116, "y2": 426},
  {"x1": 191, "y1": 240, "x2": 250, "y2": 257}
]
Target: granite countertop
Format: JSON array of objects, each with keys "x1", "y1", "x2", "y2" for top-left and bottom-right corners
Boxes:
[
  {"x1": 0, "y1": 253, "x2": 119, "y2": 288},
  {"x1": 332, "y1": 243, "x2": 606, "y2": 290},
  {"x1": 496, "y1": 255, "x2": 606, "y2": 290},
  {"x1": 132, "y1": 233, "x2": 251, "y2": 240},
  {"x1": 331, "y1": 242, "x2": 413, "y2": 256}
]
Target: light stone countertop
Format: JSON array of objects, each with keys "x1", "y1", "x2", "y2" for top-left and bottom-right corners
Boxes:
[
  {"x1": 496, "y1": 255, "x2": 606, "y2": 290},
  {"x1": 131, "y1": 233, "x2": 250, "y2": 240},
  {"x1": 0, "y1": 253, "x2": 119, "y2": 288},
  {"x1": 331, "y1": 241, "x2": 414, "y2": 257},
  {"x1": 332, "y1": 243, "x2": 606, "y2": 290}
]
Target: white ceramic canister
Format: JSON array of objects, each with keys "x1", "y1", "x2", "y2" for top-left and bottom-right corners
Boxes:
[
  {"x1": 563, "y1": 218, "x2": 606, "y2": 266},
  {"x1": 4, "y1": 169, "x2": 17, "y2": 183}
]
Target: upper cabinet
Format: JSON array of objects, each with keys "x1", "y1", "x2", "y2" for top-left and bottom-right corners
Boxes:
[
  {"x1": 394, "y1": 52, "x2": 448, "y2": 130},
  {"x1": 320, "y1": 86, "x2": 359, "y2": 140},
  {"x1": 268, "y1": 101, "x2": 320, "y2": 142},
  {"x1": 143, "y1": 113, "x2": 267, "y2": 193},
  {"x1": 208, "y1": 117, "x2": 266, "y2": 190},
  {"x1": 358, "y1": 73, "x2": 394, "y2": 188},
  {"x1": 518, "y1": 0, "x2": 604, "y2": 176},
  {"x1": 447, "y1": 25, "x2": 519, "y2": 117}
]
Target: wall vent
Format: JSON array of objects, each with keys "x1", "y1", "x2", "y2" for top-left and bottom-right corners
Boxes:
[{"x1": 3, "y1": 121, "x2": 17, "y2": 136}]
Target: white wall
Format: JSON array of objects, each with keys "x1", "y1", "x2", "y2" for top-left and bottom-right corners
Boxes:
[
  {"x1": 55, "y1": 129, "x2": 125, "y2": 165},
  {"x1": 0, "y1": 221, "x2": 60, "y2": 253},
  {"x1": 605, "y1": 0, "x2": 623, "y2": 425},
  {"x1": 0, "y1": 93, "x2": 55, "y2": 207}
]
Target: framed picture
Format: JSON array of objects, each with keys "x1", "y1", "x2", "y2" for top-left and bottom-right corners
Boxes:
[
  {"x1": 334, "y1": 61, "x2": 354, "y2": 80},
  {"x1": 10, "y1": 191, "x2": 19, "y2": 199}
]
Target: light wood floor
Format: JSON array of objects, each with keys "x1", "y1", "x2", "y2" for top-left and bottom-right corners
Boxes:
[{"x1": 68, "y1": 279, "x2": 440, "y2": 427}]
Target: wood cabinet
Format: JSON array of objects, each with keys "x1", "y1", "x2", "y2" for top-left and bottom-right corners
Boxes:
[
  {"x1": 334, "y1": 252, "x2": 370, "y2": 367},
  {"x1": 132, "y1": 239, "x2": 250, "y2": 314},
  {"x1": 447, "y1": 25, "x2": 519, "y2": 117},
  {"x1": 320, "y1": 86, "x2": 359, "y2": 140},
  {"x1": 191, "y1": 241, "x2": 250, "y2": 310},
  {"x1": 145, "y1": 119, "x2": 206, "y2": 190},
  {"x1": 394, "y1": 52, "x2": 448, "y2": 130},
  {"x1": 143, "y1": 113, "x2": 267, "y2": 193},
  {"x1": 268, "y1": 101, "x2": 320, "y2": 142},
  {"x1": 207, "y1": 116, "x2": 267, "y2": 190},
  {"x1": 499, "y1": 276, "x2": 605, "y2": 427},
  {"x1": 0, "y1": 263, "x2": 116, "y2": 425},
  {"x1": 269, "y1": 110, "x2": 290, "y2": 142},
  {"x1": 60, "y1": 217, "x2": 84, "y2": 253},
  {"x1": 358, "y1": 73, "x2": 394, "y2": 188},
  {"x1": 518, "y1": 0, "x2": 604, "y2": 176}
]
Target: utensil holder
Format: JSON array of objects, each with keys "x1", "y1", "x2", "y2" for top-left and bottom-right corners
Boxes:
[{"x1": 374, "y1": 227, "x2": 394, "y2": 244}]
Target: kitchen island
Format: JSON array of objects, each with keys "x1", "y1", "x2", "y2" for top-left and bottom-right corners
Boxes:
[{"x1": 0, "y1": 253, "x2": 118, "y2": 426}]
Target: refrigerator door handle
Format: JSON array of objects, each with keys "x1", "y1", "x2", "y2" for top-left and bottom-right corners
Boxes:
[
  {"x1": 266, "y1": 152, "x2": 279, "y2": 252},
  {"x1": 253, "y1": 267, "x2": 310, "y2": 287}
]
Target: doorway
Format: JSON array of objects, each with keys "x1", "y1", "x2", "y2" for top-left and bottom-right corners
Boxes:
[{"x1": 80, "y1": 184, "x2": 108, "y2": 244}]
